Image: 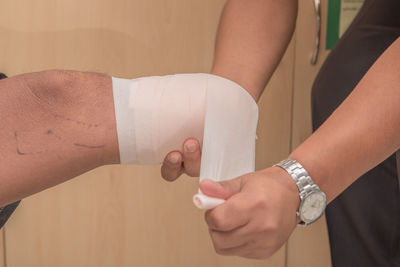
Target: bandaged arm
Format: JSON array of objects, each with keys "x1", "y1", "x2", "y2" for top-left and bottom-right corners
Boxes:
[{"x1": 0, "y1": 70, "x2": 256, "y2": 209}]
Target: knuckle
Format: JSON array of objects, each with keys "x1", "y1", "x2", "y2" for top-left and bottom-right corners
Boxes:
[
  {"x1": 213, "y1": 246, "x2": 231, "y2": 256},
  {"x1": 257, "y1": 221, "x2": 278, "y2": 235},
  {"x1": 210, "y1": 232, "x2": 226, "y2": 249},
  {"x1": 210, "y1": 236, "x2": 224, "y2": 254},
  {"x1": 210, "y1": 214, "x2": 227, "y2": 230},
  {"x1": 214, "y1": 247, "x2": 225, "y2": 255},
  {"x1": 267, "y1": 220, "x2": 280, "y2": 232},
  {"x1": 251, "y1": 195, "x2": 268, "y2": 210},
  {"x1": 227, "y1": 199, "x2": 240, "y2": 211}
]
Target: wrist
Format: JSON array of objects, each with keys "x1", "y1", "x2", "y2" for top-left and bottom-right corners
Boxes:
[
  {"x1": 210, "y1": 67, "x2": 261, "y2": 102},
  {"x1": 289, "y1": 149, "x2": 333, "y2": 203},
  {"x1": 261, "y1": 166, "x2": 301, "y2": 211},
  {"x1": 266, "y1": 166, "x2": 299, "y2": 196},
  {"x1": 274, "y1": 158, "x2": 327, "y2": 225}
]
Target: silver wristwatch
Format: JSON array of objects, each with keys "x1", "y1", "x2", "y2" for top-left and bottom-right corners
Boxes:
[{"x1": 274, "y1": 158, "x2": 326, "y2": 226}]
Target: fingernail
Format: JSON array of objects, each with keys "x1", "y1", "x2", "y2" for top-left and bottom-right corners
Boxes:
[
  {"x1": 169, "y1": 154, "x2": 180, "y2": 164},
  {"x1": 185, "y1": 142, "x2": 197, "y2": 153}
]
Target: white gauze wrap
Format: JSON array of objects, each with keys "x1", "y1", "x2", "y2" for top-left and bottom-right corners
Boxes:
[{"x1": 112, "y1": 74, "x2": 258, "y2": 210}]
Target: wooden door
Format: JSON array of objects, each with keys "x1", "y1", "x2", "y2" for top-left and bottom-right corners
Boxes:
[{"x1": 0, "y1": 0, "x2": 294, "y2": 266}]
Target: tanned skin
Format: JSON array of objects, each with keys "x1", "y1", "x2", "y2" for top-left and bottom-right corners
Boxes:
[{"x1": 0, "y1": 70, "x2": 119, "y2": 207}]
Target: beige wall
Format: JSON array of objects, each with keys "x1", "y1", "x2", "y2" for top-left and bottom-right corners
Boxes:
[{"x1": 0, "y1": 0, "x2": 331, "y2": 266}]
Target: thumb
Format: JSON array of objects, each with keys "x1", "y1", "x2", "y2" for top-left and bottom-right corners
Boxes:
[{"x1": 199, "y1": 177, "x2": 243, "y2": 200}]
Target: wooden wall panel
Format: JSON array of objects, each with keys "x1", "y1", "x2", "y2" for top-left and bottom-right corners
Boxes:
[
  {"x1": 0, "y1": 230, "x2": 4, "y2": 267},
  {"x1": 287, "y1": 0, "x2": 332, "y2": 267},
  {"x1": 0, "y1": 0, "x2": 294, "y2": 266},
  {"x1": 255, "y1": 39, "x2": 295, "y2": 171}
]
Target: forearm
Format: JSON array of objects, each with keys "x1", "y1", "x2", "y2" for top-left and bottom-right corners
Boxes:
[
  {"x1": 211, "y1": 0, "x2": 297, "y2": 101},
  {"x1": 290, "y1": 38, "x2": 400, "y2": 203},
  {"x1": 0, "y1": 70, "x2": 119, "y2": 206}
]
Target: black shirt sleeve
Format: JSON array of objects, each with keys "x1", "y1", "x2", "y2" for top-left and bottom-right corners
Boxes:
[{"x1": 0, "y1": 201, "x2": 20, "y2": 229}]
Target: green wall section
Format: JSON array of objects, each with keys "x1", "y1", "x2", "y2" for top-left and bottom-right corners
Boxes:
[{"x1": 326, "y1": 0, "x2": 341, "y2": 50}]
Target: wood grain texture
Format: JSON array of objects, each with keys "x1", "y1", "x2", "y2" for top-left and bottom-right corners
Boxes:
[
  {"x1": 0, "y1": 0, "x2": 294, "y2": 266},
  {"x1": 0, "y1": 230, "x2": 4, "y2": 267},
  {"x1": 256, "y1": 39, "x2": 295, "y2": 172},
  {"x1": 287, "y1": 0, "x2": 332, "y2": 267}
]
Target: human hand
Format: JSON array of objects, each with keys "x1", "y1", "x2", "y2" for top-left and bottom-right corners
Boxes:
[
  {"x1": 161, "y1": 138, "x2": 202, "y2": 181},
  {"x1": 201, "y1": 167, "x2": 300, "y2": 259}
]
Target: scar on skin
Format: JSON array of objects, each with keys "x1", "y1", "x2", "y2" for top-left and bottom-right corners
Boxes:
[
  {"x1": 73, "y1": 143, "x2": 105, "y2": 149},
  {"x1": 14, "y1": 131, "x2": 49, "y2": 155},
  {"x1": 52, "y1": 113, "x2": 106, "y2": 148},
  {"x1": 54, "y1": 114, "x2": 99, "y2": 128},
  {"x1": 15, "y1": 128, "x2": 106, "y2": 156},
  {"x1": 14, "y1": 110, "x2": 105, "y2": 155}
]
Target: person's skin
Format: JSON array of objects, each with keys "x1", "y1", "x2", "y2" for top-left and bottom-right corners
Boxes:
[
  {"x1": 0, "y1": 70, "x2": 119, "y2": 207},
  {"x1": 161, "y1": 0, "x2": 298, "y2": 179},
  {"x1": 160, "y1": 0, "x2": 400, "y2": 260},
  {"x1": 200, "y1": 38, "x2": 400, "y2": 259}
]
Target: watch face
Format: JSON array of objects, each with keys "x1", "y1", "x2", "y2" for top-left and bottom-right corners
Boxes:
[{"x1": 300, "y1": 192, "x2": 326, "y2": 223}]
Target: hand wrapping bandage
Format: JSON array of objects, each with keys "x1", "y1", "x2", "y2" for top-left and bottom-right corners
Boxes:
[{"x1": 112, "y1": 73, "x2": 258, "y2": 209}]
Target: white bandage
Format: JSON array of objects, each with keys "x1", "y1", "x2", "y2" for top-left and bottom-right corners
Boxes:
[
  {"x1": 113, "y1": 74, "x2": 207, "y2": 164},
  {"x1": 112, "y1": 73, "x2": 258, "y2": 209}
]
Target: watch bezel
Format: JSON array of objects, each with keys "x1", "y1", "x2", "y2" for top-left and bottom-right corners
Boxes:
[{"x1": 298, "y1": 191, "x2": 327, "y2": 226}]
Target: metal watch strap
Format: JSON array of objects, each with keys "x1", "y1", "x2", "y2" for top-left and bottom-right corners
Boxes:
[{"x1": 274, "y1": 158, "x2": 321, "y2": 200}]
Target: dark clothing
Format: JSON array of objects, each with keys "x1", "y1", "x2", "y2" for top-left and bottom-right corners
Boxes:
[
  {"x1": 0, "y1": 201, "x2": 20, "y2": 228},
  {"x1": 311, "y1": 0, "x2": 400, "y2": 266}
]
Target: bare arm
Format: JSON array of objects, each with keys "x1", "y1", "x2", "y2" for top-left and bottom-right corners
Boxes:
[
  {"x1": 211, "y1": 0, "x2": 297, "y2": 101},
  {"x1": 290, "y1": 37, "x2": 400, "y2": 202},
  {"x1": 0, "y1": 70, "x2": 119, "y2": 206},
  {"x1": 200, "y1": 38, "x2": 400, "y2": 259},
  {"x1": 161, "y1": 0, "x2": 298, "y2": 180}
]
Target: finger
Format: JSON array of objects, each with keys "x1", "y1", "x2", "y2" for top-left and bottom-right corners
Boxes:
[
  {"x1": 205, "y1": 194, "x2": 250, "y2": 231},
  {"x1": 209, "y1": 226, "x2": 250, "y2": 250},
  {"x1": 182, "y1": 138, "x2": 201, "y2": 177},
  {"x1": 161, "y1": 151, "x2": 184, "y2": 181},
  {"x1": 214, "y1": 242, "x2": 252, "y2": 257},
  {"x1": 199, "y1": 176, "x2": 243, "y2": 200}
]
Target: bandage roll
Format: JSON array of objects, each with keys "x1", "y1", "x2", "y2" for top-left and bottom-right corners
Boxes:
[
  {"x1": 193, "y1": 75, "x2": 258, "y2": 209},
  {"x1": 113, "y1": 73, "x2": 258, "y2": 210}
]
